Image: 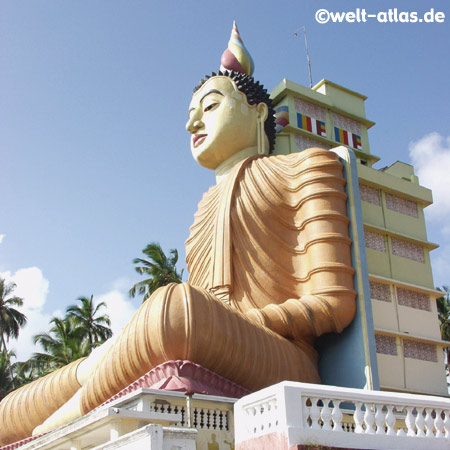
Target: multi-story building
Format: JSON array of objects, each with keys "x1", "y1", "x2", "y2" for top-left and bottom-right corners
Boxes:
[{"x1": 270, "y1": 78, "x2": 448, "y2": 397}]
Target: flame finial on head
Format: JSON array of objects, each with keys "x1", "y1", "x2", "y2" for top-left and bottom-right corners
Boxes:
[{"x1": 220, "y1": 21, "x2": 255, "y2": 76}]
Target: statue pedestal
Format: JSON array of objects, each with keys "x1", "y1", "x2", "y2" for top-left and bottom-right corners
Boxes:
[{"x1": 100, "y1": 360, "x2": 250, "y2": 408}]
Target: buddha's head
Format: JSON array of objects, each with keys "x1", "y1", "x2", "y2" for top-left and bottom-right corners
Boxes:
[{"x1": 186, "y1": 23, "x2": 275, "y2": 171}]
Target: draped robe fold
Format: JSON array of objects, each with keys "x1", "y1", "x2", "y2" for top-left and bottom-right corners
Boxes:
[{"x1": 186, "y1": 150, "x2": 355, "y2": 340}]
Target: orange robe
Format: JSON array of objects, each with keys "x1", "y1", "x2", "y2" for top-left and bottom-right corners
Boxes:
[{"x1": 187, "y1": 149, "x2": 356, "y2": 341}]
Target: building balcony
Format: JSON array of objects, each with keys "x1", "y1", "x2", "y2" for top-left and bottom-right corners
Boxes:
[{"x1": 235, "y1": 381, "x2": 450, "y2": 450}]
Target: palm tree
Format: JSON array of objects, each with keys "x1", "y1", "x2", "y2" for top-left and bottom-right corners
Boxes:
[
  {"x1": 0, "y1": 278, "x2": 27, "y2": 353},
  {"x1": 66, "y1": 295, "x2": 112, "y2": 347},
  {"x1": 129, "y1": 242, "x2": 184, "y2": 302},
  {"x1": 437, "y1": 285, "x2": 450, "y2": 378},
  {"x1": 12, "y1": 359, "x2": 40, "y2": 388},
  {"x1": 31, "y1": 317, "x2": 90, "y2": 374},
  {"x1": 0, "y1": 349, "x2": 16, "y2": 400}
]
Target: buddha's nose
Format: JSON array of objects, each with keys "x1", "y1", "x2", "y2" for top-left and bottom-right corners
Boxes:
[{"x1": 186, "y1": 117, "x2": 204, "y2": 134}]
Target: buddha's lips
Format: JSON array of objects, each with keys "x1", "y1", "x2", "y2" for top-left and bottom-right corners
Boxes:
[{"x1": 193, "y1": 134, "x2": 207, "y2": 147}]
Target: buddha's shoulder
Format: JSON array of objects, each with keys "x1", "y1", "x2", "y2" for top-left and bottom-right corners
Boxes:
[{"x1": 257, "y1": 147, "x2": 340, "y2": 169}]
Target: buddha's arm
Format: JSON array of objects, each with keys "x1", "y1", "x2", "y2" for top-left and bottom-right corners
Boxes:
[{"x1": 246, "y1": 148, "x2": 356, "y2": 341}]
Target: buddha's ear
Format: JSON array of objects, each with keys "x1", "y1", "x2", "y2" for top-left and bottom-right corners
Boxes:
[{"x1": 256, "y1": 102, "x2": 268, "y2": 122}]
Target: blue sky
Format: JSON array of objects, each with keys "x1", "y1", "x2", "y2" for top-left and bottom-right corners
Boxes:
[{"x1": 1, "y1": 0, "x2": 449, "y2": 360}]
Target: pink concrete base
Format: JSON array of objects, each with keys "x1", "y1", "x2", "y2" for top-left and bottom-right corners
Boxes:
[
  {"x1": 100, "y1": 360, "x2": 250, "y2": 407},
  {"x1": 236, "y1": 432, "x2": 289, "y2": 450},
  {"x1": 237, "y1": 434, "x2": 378, "y2": 450}
]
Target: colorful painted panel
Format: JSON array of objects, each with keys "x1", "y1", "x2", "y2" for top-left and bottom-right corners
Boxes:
[
  {"x1": 386, "y1": 193, "x2": 418, "y2": 218},
  {"x1": 365, "y1": 231, "x2": 386, "y2": 252},
  {"x1": 370, "y1": 281, "x2": 391, "y2": 302},
  {"x1": 375, "y1": 334, "x2": 397, "y2": 356},
  {"x1": 391, "y1": 238, "x2": 424, "y2": 263},
  {"x1": 334, "y1": 127, "x2": 362, "y2": 150},
  {"x1": 403, "y1": 340, "x2": 437, "y2": 362},
  {"x1": 274, "y1": 105, "x2": 289, "y2": 133},
  {"x1": 297, "y1": 113, "x2": 326, "y2": 137},
  {"x1": 397, "y1": 287, "x2": 430, "y2": 311},
  {"x1": 360, "y1": 184, "x2": 380, "y2": 206},
  {"x1": 294, "y1": 135, "x2": 331, "y2": 151}
]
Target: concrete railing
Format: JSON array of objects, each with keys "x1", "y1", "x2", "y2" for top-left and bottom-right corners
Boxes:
[{"x1": 234, "y1": 381, "x2": 450, "y2": 450}]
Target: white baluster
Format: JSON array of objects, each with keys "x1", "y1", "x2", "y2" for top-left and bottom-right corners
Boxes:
[
  {"x1": 364, "y1": 404, "x2": 375, "y2": 434},
  {"x1": 443, "y1": 410, "x2": 450, "y2": 438},
  {"x1": 396, "y1": 407, "x2": 407, "y2": 438},
  {"x1": 434, "y1": 409, "x2": 444, "y2": 438},
  {"x1": 310, "y1": 397, "x2": 321, "y2": 430},
  {"x1": 354, "y1": 402, "x2": 364, "y2": 434},
  {"x1": 303, "y1": 397, "x2": 311, "y2": 428},
  {"x1": 375, "y1": 404, "x2": 385, "y2": 435},
  {"x1": 425, "y1": 408, "x2": 434, "y2": 437},
  {"x1": 385, "y1": 405, "x2": 396, "y2": 436},
  {"x1": 321, "y1": 399, "x2": 332, "y2": 431},
  {"x1": 415, "y1": 407, "x2": 426, "y2": 437},
  {"x1": 331, "y1": 400, "x2": 343, "y2": 432},
  {"x1": 405, "y1": 406, "x2": 416, "y2": 436},
  {"x1": 269, "y1": 398, "x2": 277, "y2": 430}
]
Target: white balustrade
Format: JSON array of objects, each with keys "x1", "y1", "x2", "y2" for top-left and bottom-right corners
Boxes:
[{"x1": 234, "y1": 381, "x2": 450, "y2": 449}]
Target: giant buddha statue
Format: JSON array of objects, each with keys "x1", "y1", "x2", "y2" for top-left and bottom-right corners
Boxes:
[{"x1": 0, "y1": 22, "x2": 356, "y2": 446}]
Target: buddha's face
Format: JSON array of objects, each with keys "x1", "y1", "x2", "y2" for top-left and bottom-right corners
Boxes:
[{"x1": 186, "y1": 76, "x2": 266, "y2": 170}]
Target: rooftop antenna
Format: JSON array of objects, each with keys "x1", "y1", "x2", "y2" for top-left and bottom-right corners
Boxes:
[{"x1": 293, "y1": 26, "x2": 312, "y2": 88}]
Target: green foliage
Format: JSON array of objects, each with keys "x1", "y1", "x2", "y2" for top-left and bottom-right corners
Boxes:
[
  {"x1": 66, "y1": 295, "x2": 112, "y2": 347},
  {"x1": 29, "y1": 317, "x2": 91, "y2": 374},
  {"x1": 0, "y1": 277, "x2": 27, "y2": 354},
  {"x1": 0, "y1": 350, "x2": 16, "y2": 401},
  {"x1": 129, "y1": 242, "x2": 184, "y2": 302},
  {"x1": 437, "y1": 285, "x2": 450, "y2": 380},
  {"x1": 27, "y1": 296, "x2": 113, "y2": 376}
]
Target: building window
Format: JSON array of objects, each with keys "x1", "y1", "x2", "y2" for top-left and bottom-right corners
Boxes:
[
  {"x1": 403, "y1": 340, "x2": 437, "y2": 363},
  {"x1": 375, "y1": 335, "x2": 397, "y2": 356},
  {"x1": 385, "y1": 193, "x2": 418, "y2": 218},
  {"x1": 370, "y1": 281, "x2": 391, "y2": 302},
  {"x1": 391, "y1": 238, "x2": 424, "y2": 263},
  {"x1": 360, "y1": 185, "x2": 380, "y2": 206},
  {"x1": 396, "y1": 287, "x2": 431, "y2": 311},
  {"x1": 365, "y1": 231, "x2": 386, "y2": 252}
]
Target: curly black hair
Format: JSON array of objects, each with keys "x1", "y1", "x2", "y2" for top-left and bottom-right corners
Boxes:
[{"x1": 193, "y1": 70, "x2": 276, "y2": 153}]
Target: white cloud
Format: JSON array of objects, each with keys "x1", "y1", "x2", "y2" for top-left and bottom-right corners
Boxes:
[
  {"x1": 0, "y1": 234, "x2": 5, "y2": 244},
  {"x1": 409, "y1": 132, "x2": 450, "y2": 288},
  {"x1": 409, "y1": 132, "x2": 450, "y2": 219},
  {"x1": 96, "y1": 287, "x2": 137, "y2": 336},
  {"x1": 2, "y1": 267, "x2": 49, "y2": 310},
  {"x1": 0, "y1": 267, "x2": 53, "y2": 361}
]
